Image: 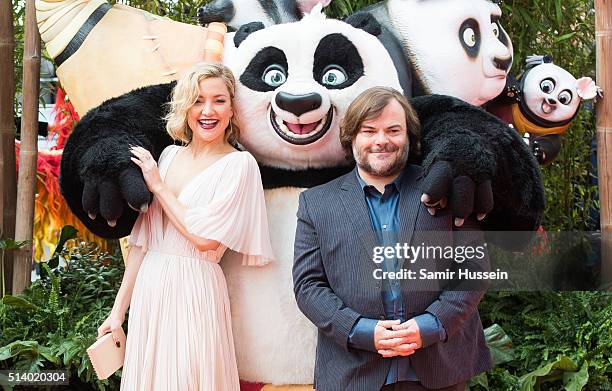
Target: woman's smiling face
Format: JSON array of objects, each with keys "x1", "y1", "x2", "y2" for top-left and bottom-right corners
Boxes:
[{"x1": 187, "y1": 77, "x2": 234, "y2": 143}]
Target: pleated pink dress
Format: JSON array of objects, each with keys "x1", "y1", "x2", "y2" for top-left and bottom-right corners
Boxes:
[{"x1": 120, "y1": 145, "x2": 275, "y2": 391}]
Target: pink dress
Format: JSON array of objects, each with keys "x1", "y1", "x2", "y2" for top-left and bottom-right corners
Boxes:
[{"x1": 121, "y1": 145, "x2": 275, "y2": 390}]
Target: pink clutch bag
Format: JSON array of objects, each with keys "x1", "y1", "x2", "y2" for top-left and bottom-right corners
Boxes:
[{"x1": 87, "y1": 328, "x2": 126, "y2": 380}]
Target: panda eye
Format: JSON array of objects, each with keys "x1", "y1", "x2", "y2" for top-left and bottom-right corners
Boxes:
[
  {"x1": 462, "y1": 28, "x2": 477, "y2": 48},
  {"x1": 262, "y1": 65, "x2": 287, "y2": 88},
  {"x1": 491, "y1": 23, "x2": 499, "y2": 38},
  {"x1": 321, "y1": 66, "x2": 347, "y2": 86},
  {"x1": 558, "y1": 90, "x2": 573, "y2": 105},
  {"x1": 540, "y1": 78, "x2": 555, "y2": 94}
]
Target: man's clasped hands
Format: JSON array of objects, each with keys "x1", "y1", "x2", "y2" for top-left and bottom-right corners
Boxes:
[{"x1": 375, "y1": 319, "x2": 423, "y2": 358}]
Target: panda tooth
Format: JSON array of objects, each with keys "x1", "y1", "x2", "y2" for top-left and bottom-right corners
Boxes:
[
  {"x1": 314, "y1": 120, "x2": 324, "y2": 133},
  {"x1": 279, "y1": 122, "x2": 290, "y2": 133}
]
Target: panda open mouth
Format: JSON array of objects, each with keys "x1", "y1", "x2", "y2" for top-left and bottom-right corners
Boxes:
[
  {"x1": 541, "y1": 101, "x2": 555, "y2": 115},
  {"x1": 270, "y1": 107, "x2": 333, "y2": 145}
]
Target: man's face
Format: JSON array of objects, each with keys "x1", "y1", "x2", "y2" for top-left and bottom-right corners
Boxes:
[{"x1": 352, "y1": 99, "x2": 409, "y2": 177}]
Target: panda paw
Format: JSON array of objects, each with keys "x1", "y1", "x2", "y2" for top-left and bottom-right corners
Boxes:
[
  {"x1": 82, "y1": 166, "x2": 152, "y2": 226},
  {"x1": 419, "y1": 161, "x2": 494, "y2": 226}
]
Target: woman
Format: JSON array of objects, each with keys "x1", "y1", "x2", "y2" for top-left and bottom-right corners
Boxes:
[{"x1": 97, "y1": 62, "x2": 275, "y2": 390}]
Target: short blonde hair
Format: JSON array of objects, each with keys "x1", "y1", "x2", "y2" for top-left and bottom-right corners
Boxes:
[
  {"x1": 339, "y1": 87, "x2": 421, "y2": 161},
  {"x1": 165, "y1": 62, "x2": 240, "y2": 145}
]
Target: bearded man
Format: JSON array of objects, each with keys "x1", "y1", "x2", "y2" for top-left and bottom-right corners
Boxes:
[{"x1": 292, "y1": 87, "x2": 492, "y2": 391}]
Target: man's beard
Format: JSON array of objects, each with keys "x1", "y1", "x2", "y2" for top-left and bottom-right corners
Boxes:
[{"x1": 353, "y1": 143, "x2": 409, "y2": 177}]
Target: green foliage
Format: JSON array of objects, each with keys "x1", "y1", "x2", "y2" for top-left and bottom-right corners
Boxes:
[
  {"x1": 473, "y1": 292, "x2": 612, "y2": 390},
  {"x1": 0, "y1": 242, "x2": 125, "y2": 390},
  {"x1": 107, "y1": 0, "x2": 208, "y2": 24},
  {"x1": 325, "y1": 0, "x2": 377, "y2": 19}
]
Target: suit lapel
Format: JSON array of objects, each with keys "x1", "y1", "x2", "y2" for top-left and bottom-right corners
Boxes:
[
  {"x1": 399, "y1": 165, "x2": 422, "y2": 246},
  {"x1": 398, "y1": 166, "x2": 421, "y2": 310},
  {"x1": 339, "y1": 169, "x2": 379, "y2": 261},
  {"x1": 397, "y1": 165, "x2": 423, "y2": 276}
]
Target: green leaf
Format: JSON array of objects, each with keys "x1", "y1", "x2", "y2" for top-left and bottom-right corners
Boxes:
[
  {"x1": 563, "y1": 361, "x2": 589, "y2": 391},
  {"x1": 1, "y1": 295, "x2": 39, "y2": 311},
  {"x1": 555, "y1": 32, "x2": 577, "y2": 43},
  {"x1": 0, "y1": 239, "x2": 30, "y2": 251},
  {"x1": 38, "y1": 346, "x2": 60, "y2": 365},
  {"x1": 519, "y1": 356, "x2": 578, "y2": 391},
  {"x1": 484, "y1": 324, "x2": 515, "y2": 366},
  {"x1": 48, "y1": 225, "x2": 78, "y2": 268},
  {"x1": 468, "y1": 372, "x2": 489, "y2": 390}
]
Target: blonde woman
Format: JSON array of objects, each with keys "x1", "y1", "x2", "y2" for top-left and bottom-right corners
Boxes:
[{"x1": 97, "y1": 63, "x2": 275, "y2": 390}]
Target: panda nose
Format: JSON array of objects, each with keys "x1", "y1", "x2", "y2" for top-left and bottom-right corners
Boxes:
[
  {"x1": 545, "y1": 97, "x2": 558, "y2": 106},
  {"x1": 275, "y1": 92, "x2": 322, "y2": 117},
  {"x1": 493, "y1": 56, "x2": 512, "y2": 72}
]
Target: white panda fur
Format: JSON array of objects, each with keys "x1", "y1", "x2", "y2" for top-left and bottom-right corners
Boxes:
[
  {"x1": 219, "y1": 8, "x2": 402, "y2": 384},
  {"x1": 222, "y1": 188, "x2": 314, "y2": 384},
  {"x1": 371, "y1": 0, "x2": 514, "y2": 106}
]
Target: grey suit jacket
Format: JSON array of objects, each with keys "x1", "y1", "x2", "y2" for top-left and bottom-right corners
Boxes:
[{"x1": 293, "y1": 165, "x2": 492, "y2": 390}]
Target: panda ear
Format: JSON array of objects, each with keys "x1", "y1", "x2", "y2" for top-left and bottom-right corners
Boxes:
[
  {"x1": 576, "y1": 77, "x2": 600, "y2": 100},
  {"x1": 234, "y1": 22, "x2": 265, "y2": 48},
  {"x1": 344, "y1": 12, "x2": 382, "y2": 37}
]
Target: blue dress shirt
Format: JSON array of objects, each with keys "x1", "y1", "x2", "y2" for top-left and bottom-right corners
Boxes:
[{"x1": 348, "y1": 170, "x2": 447, "y2": 384}]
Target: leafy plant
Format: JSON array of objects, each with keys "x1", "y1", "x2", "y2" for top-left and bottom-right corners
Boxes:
[
  {"x1": 474, "y1": 292, "x2": 612, "y2": 390},
  {"x1": 0, "y1": 237, "x2": 124, "y2": 390}
]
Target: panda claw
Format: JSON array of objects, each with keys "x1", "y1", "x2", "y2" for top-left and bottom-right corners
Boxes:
[
  {"x1": 88, "y1": 212, "x2": 97, "y2": 220},
  {"x1": 107, "y1": 219, "x2": 117, "y2": 227},
  {"x1": 140, "y1": 204, "x2": 148, "y2": 213}
]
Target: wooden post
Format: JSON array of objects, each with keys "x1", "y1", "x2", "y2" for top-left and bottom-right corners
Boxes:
[
  {"x1": 0, "y1": 0, "x2": 17, "y2": 294},
  {"x1": 13, "y1": 0, "x2": 40, "y2": 294},
  {"x1": 596, "y1": 0, "x2": 612, "y2": 290}
]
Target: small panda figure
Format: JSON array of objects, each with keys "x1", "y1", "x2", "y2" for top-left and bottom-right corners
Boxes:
[
  {"x1": 198, "y1": 0, "x2": 330, "y2": 31},
  {"x1": 488, "y1": 55, "x2": 602, "y2": 164}
]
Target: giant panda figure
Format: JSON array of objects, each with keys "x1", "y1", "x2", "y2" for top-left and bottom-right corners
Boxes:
[
  {"x1": 351, "y1": 0, "x2": 514, "y2": 106},
  {"x1": 37, "y1": 0, "x2": 544, "y2": 387},
  {"x1": 220, "y1": 12, "x2": 409, "y2": 384}
]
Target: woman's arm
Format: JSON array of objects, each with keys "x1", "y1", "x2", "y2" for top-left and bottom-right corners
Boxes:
[
  {"x1": 111, "y1": 245, "x2": 146, "y2": 315},
  {"x1": 129, "y1": 145, "x2": 219, "y2": 252},
  {"x1": 97, "y1": 244, "x2": 147, "y2": 343},
  {"x1": 152, "y1": 185, "x2": 220, "y2": 252}
]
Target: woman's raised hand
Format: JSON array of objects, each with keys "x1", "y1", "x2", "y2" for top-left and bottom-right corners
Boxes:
[{"x1": 130, "y1": 145, "x2": 164, "y2": 195}]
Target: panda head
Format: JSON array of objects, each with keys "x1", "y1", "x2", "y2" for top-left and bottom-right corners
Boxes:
[
  {"x1": 521, "y1": 60, "x2": 592, "y2": 125},
  {"x1": 223, "y1": 8, "x2": 401, "y2": 170},
  {"x1": 387, "y1": 0, "x2": 513, "y2": 106}
]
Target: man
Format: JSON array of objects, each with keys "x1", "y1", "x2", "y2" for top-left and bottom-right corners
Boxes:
[{"x1": 293, "y1": 87, "x2": 492, "y2": 390}]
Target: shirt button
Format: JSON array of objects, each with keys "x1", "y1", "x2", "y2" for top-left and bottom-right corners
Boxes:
[{"x1": 382, "y1": 225, "x2": 387, "y2": 230}]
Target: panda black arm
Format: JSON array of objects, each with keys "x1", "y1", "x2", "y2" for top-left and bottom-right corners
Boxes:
[
  {"x1": 411, "y1": 94, "x2": 545, "y2": 247},
  {"x1": 60, "y1": 83, "x2": 175, "y2": 239}
]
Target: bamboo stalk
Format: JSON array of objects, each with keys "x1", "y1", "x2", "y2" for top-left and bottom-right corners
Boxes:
[
  {"x1": 595, "y1": 0, "x2": 612, "y2": 290},
  {"x1": 0, "y1": 0, "x2": 17, "y2": 294},
  {"x1": 13, "y1": 0, "x2": 40, "y2": 294}
]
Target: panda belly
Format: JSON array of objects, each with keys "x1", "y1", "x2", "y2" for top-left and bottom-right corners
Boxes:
[{"x1": 221, "y1": 187, "x2": 316, "y2": 385}]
